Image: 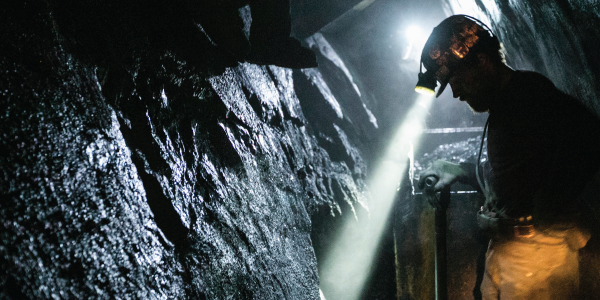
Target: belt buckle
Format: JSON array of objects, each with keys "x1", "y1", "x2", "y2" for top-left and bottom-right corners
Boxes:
[{"x1": 514, "y1": 224, "x2": 536, "y2": 238}]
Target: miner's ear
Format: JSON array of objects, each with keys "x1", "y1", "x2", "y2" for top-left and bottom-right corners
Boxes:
[
  {"x1": 477, "y1": 53, "x2": 493, "y2": 72},
  {"x1": 477, "y1": 53, "x2": 490, "y2": 66}
]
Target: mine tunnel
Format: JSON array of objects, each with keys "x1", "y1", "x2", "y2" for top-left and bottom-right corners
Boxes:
[{"x1": 3, "y1": 0, "x2": 600, "y2": 299}]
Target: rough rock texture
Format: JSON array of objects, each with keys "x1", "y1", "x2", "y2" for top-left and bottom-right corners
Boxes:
[{"x1": 1, "y1": 2, "x2": 373, "y2": 299}]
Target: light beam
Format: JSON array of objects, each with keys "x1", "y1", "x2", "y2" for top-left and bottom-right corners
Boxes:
[{"x1": 319, "y1": 94, "x2": 434, "y2": 300}]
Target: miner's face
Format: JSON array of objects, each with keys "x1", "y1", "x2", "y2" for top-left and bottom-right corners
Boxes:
[{"x1": 448, "y1": 55, "x2": 494, "y2": 113}]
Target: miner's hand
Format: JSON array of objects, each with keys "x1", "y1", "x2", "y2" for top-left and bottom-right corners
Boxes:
[{"x1": 418, "y1": 160, "x2": 467, "y2": 192}]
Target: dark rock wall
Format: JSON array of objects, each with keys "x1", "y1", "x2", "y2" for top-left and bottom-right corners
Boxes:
[
  {"x1": 9, "y1": 0, "x2": 600, "y2": 299},
  {"x1": 1, "y1": 2, "x2": 373, "y2": 299}
]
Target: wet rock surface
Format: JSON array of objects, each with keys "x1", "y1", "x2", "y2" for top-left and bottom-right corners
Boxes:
[
  {"x1": 1, "y1": 2, "x2": 373, "y2": 299},
  {"x1": 416, "y1": 136, "x2": 486, "y2": 173},
  {"x1": 6, "y1": 0, "x2": 600, "y2": 298}
]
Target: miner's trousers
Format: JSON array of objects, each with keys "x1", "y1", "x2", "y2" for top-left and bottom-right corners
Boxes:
[{"x1": 480, "y1": 226, "x2": 590, "y2": 299}]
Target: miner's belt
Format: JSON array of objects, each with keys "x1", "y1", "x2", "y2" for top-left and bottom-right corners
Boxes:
[
  {"x1": 479, "y1": 209, "x2": 536, "y2": 238},
  {"x1": 513, "y1": 224, "x2": 536, "y2": 238},
  {"x1": 500, "y1": 218, "x2": 536, "y2": 239},
  {"x1": 495, "y1": 223, "x2": 536, "y2": 239}
]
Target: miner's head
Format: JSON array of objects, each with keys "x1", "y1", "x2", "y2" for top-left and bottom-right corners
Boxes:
[{"x1": 416, "y1": 15, "x2": 504, "y2": 112}]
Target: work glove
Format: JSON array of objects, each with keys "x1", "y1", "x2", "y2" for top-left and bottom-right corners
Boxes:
[{"x1": 418, "y1": 160, "x2": 468, "y2": 192}]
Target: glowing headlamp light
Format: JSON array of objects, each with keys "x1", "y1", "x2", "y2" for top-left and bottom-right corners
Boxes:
[{"x1": 414, "y1": 69, "x2": 437, "y2": 96}]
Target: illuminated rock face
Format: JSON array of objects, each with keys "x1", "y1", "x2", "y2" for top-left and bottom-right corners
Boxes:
[
  {"x1": 5, "y1": 0, "x2": 600, "y2": 299},
  {"x1": 1, "y1": 2, "x2": 373, "y2": 299}
]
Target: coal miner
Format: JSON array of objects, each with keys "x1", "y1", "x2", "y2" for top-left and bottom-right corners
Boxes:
[{"x1": 416, "y1": 15, "x2": 600, "y2": 299}]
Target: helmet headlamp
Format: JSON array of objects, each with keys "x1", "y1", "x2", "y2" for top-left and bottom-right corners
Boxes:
[
  {"x1": 414, "y1": 15, "x2": 498, "y2": 97},
  {"x1": 415, "y1": 68, "x2": 437, "y2": 96}
]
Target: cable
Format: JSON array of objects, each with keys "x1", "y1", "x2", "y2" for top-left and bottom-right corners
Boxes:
[{"x1": 475, "y1": 117, "x2": 490, "y2": 192}]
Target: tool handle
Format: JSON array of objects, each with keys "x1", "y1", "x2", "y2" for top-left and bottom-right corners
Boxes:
[
  {"x1": 424, "y1": 176, "x2": 438, "y2": 189},
  {"x1": 435, "y1": 187, "x2": 450, "y2": 300},
  {"x1": 423, "y1": 176, "x2": 450, "y2": 211}
]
